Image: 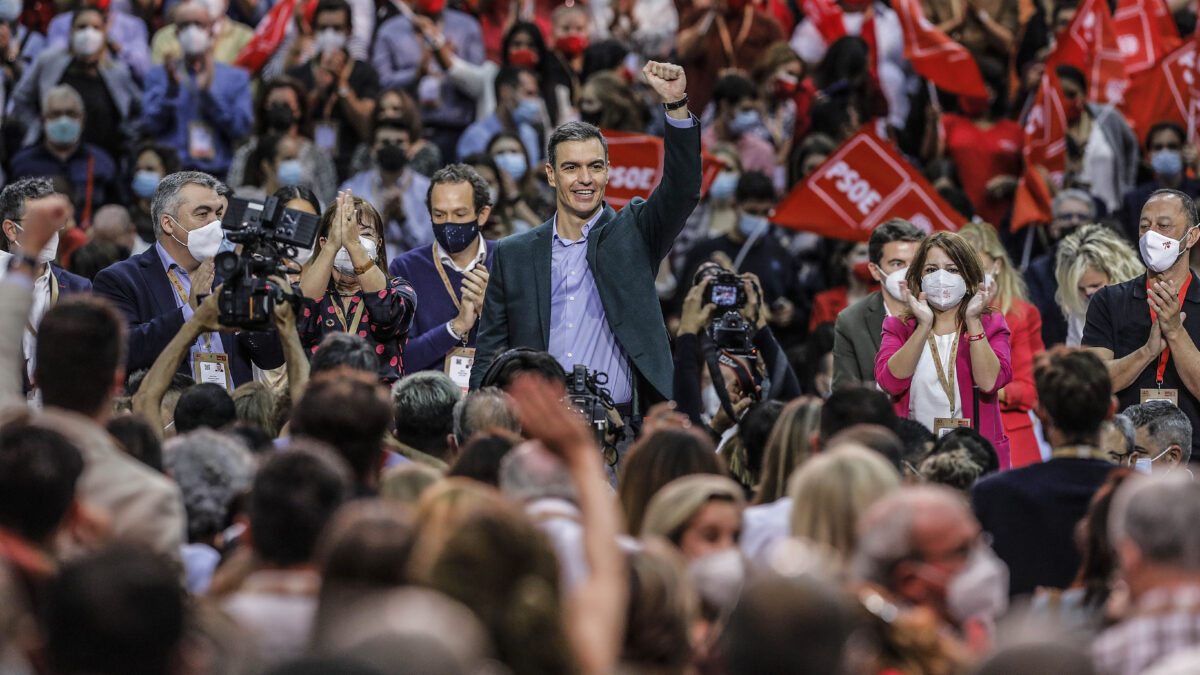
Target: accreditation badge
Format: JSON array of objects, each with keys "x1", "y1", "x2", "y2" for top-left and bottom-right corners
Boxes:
[{"x1": 445, "y1": 347, "x2": 475, "y2": 395}]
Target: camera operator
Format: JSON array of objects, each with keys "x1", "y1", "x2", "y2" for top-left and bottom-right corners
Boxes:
[
  {"x1": 93, "y1": 171, "x2": 284, "y2": 390},
  {"x1": 673, "y1": 263, "x2": 801, "y2": 435},
  {"x1": 297, "y1": 190, "x2": 417, "y2": 385}
]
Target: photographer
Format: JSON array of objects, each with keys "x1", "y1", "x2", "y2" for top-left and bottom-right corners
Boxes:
[
  {"x1": 297, "y1": 190, "x2": 417, "y2": 384},
  {"x1": 673, "y1": 263, "x2": 801, "y2": 434},
  {"x1": 93, "y1": 171, "x2": 284, "y2": 390}
]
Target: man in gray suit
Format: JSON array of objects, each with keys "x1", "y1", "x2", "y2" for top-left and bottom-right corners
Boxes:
[
  {"x1": 831, "y1": 219, "x2": 924, "y2": 389},
  {"x1": 470, "y1": 60, "x2": 700, "y2": 417}
]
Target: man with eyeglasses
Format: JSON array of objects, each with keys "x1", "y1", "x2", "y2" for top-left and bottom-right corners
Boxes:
[
  {"x1": 1026, "y1": 188, "x2": 1099, "y2": 347},
  {"x1": 1123, "y1": 400, "x2": 1193, "y2": 475},
  {"x1": 0, "y1": 178, "x2": 92, "y2": 389}
]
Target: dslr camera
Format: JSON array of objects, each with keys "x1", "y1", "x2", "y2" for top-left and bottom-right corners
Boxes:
[
  {"x1": 215, "y1": 196, "x2": 321, "y2": 331},
  {"x1": 706, "y1": 271, "x2": 747, "y2": 309}
]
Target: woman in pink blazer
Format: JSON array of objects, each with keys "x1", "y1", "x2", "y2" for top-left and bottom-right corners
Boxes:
[{"x1": 873, "y1": 232, "x2": 1014, "y2": 467}]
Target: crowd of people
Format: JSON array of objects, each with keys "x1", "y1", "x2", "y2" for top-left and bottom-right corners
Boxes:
[{"x1": 6, "y1": 0, "x2": 1200, "y2": 673}]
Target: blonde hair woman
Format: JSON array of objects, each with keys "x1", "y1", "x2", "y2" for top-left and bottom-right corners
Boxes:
[
  {"x1": 754, "y1": 398, "x2": 822, "y2": 505},
  {"x1": 788, "y1": 444, "x2": 900, "y2": 565},
  {"x1": 641, "y1": 475, "x2": 746, "y2": 561},
  {"x1": 958, "y1": 221, "x2": 1046, "y2": 467},
  {"x1": 1054, "y1": 224, "x2": 1144, "y2": 348}
]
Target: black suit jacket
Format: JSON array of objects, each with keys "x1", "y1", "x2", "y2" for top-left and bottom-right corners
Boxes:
[
  {"x1": 93, "y1": 245, "x2": 284, "y2": 386},
  {"x1": 470, "y1": 116, "x2": 703, "y2": 399}
]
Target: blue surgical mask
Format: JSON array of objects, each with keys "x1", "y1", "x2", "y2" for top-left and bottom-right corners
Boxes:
[
  {"x1": 1152, "y1": 150, "x2": 1183, "y2": 179},
  {"x1": 709, "y1": 171, "x2": 739, "y2": 202},
  {"x1": 728, "y1": 109, "x2": 761, "y2": 136},
  {"x1": 276, "y1": 159, "x2": 303, "y2": 186},
  {"x1": 494, "y1": 151, "x2": 527, "y2": 181},
  {"x1": 0, "y1": 0, "x2": 21, "y2": 23},
  {"x1": 513, "y1": 98, "x2": 541, "y2": 126},
  {"x1": 132, "y1": 170, "x2": 161, "y2": 199},
  {"x1": 737, "y1": 212, "x2": 768, "y2": 238},
  {"x1": 45, "y1": 116, "x2": 81, "y2": 145}
]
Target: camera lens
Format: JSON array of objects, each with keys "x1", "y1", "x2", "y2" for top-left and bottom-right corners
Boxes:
[{"x1": 214, "y1": 251, "x2": 240, "y2": 277}]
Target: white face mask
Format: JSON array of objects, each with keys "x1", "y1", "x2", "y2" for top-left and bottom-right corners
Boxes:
[
  {"x1": 170, "y1": 216, "x2": 224, "y2": 261},
  {"x1": 72, "y1": 26, "x2": 105, "y2": 56},
  {"x1": 1134, "y1": 447, "x2": 1172, "y2": 475},
  {"x1": 313, "y1": 28, "x2": 347, "y2": 54},
  {"x1": 922, "y1": 269, "x2": 967, "y2": 311},
  {"x1": 883, "y1": 266, "x2": 908, "y2": 302},
  {"x1": 14, "y1": 224, "x2": 59, "y2": 264},
  {"x1": 333, "y1": 236, "x2": 377, "y2": 277},
  {"x1": 1140, "y1": 226, "x2": 1193, "y2": 274},
  {"x1": 945, "y1": 545, "x2": 1009, "y2": 622},
  {"x1": 178, "y1": 24, "x2": 211, "y2": 56}
]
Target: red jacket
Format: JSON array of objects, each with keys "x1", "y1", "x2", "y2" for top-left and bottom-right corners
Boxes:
[{"x1": 1000, "y1": 299, "x2": 1046, "y2": 467}]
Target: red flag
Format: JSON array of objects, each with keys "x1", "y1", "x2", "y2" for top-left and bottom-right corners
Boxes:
[
  {"x1": 1114, "y1": 0, "x2": 1181, "y2": 74},
  {"x1": 893, "y1": 0, "x2": 988, "y2": 98},
  {"x1": 1121, "y1": 30, "x2": 1200, "y2": 144},
  {"x1": 1047, "y1": 0, "x2": 1130, "y2": 104},
  {"x1": 601, "y1": 131, "x2": 724, "y2": 209},
  {"x1": 1012, "y1": 70, "x2": 1069, "y2": 230},
  {"x1": 772, "y1": 126, "x2": 963, "y2": 242},
  {"x1": 234, "y1": 0, "x2": 299, "y2": 74}
]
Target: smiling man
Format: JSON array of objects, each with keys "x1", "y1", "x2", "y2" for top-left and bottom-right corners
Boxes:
[{"x1": 470, "y1": 60, "x2": 701, "y2": 424}]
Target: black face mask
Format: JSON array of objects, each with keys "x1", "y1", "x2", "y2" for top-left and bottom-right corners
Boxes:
[
  {"x1": 266, "y1": 103, "x2": 295, "y2": 132},
  {"x1": 376, "y1": 144, "x2": 407, "y2": 172},
  {"x1": 434, "y1": 219, "x2": 480, "y2": 253},
  {"x1": 580, "y1": 108, "x2": 603, "y2": 127}
]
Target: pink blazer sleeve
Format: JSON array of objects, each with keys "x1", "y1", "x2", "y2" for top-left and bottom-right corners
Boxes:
[
  {"x1": 977, "y1": 312, "x2": 1014, "y2": 395},
  {"x1": 874, "y1": 315, "x2": 914, "y2": 396}
]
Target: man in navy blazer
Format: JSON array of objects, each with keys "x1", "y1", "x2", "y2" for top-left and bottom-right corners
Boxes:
[
  {"x1": 470, "y1": 61, "x2": 701, "y2": 414},
  {"x1": 93, "y1": 171, "x2": 283, "y2": 387},
  {"x1": 0, "y1": 178, "x2": 93, "y2": 386}
]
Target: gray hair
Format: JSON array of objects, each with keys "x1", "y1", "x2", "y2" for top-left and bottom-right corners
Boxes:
[
  {"x1": 1125, "y1": 400, "x2": 1193, "y2": 463},
  {"x1": 1109, "y1": 413, "x2": 1137, "y2": 458},
  {"x1": 850, "y1": 486, "x2": 968, "y2": 587},
  {"x1": 1052, "y1": 188, "x2": 1097, "y2": 219},
  {"x1": 150, "y1": 171, "x2": 221, "y2": 239},
  {"x1": 452, "y1": 387, "x2": 519, "y2": 445},
  {"x1": 162, "y1": 429, "x2": 254, "y2": 542},
  {"x1": 311, "y1": 332, "x2": 376, "y2": 376},
  {"x1": 547, "y1": 121, "x2": 608, "y2": 169},
  {"x1": 498, "y1": 441, "x2": 577, "y2": 504},
  {"x1": 41, "y1": 83, "x2": 84, "y2": 118},
  {"x1": 426, "y1": 163, "x2": 492, "y2": 216},
  {"x1": 391, "y1": 371, "x2": 461, "y2": 425},
  {"x1": 1110, "y1": 474, "x2": 1200, "y2": 571},
  {"x1": 0, "y1": 177, "x2": 55, "y2": 225}
]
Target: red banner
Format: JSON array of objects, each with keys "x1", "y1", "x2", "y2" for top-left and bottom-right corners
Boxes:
[
  {"x1": 234, "y1": 0, "x2": 299, "y2": 74},
  {"x1": 1114, "y1": 0, "x2": 1180, "y2": 74},
  {"x1": 1047, "y1": 0, "x2": 1129, "y2": 104},
  {"x1": 1013, "y1": 69, "x2": 1069, "y2": 230},
  {"x1": 894, "y1": 0, "x2": 988, "y2": 98},
  {"x1": 1121, "y1": 31, "x2": 1200, "y2": 145},
  {"x1": 601, "y1": 130, "x2": 723, "y2": 209},
  {"x1": 772, "y1": 126, "x2": 963, "y2": 242}
]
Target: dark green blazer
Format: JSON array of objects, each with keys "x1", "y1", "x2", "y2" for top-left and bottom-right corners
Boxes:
[
  {"x1": 469, "y1": 116, "x2": 702, "y2": 399},
  {"x1": 831, "y1": 290, "x2": 886, "y2": 390}
]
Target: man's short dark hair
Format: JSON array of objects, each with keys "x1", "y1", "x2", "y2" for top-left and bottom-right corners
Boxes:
[
  {"x1": 173, "y1": 383, "x2": 236, "y2": 434},
  {"x1": 1055, "y1": 64, "x2": 1087, "y2": 95},
  {"x1": 479, "y1": 348, "x2": 567, "y2": 390},
  {"x1": 820, "y1": 386, "x2": 897, "y2": 442},
  {"x1": 107, "y1": 415, "x2": 164, "y2": 473},
  {"x1": 739, "y1": 400, "x2": 785, "y2": 479},
  {"x1": 1146, "y1": 122, "x2": 1187, "y2": 151},
  {"x1": 868, "y1": 219, "x2": 925, "y2": 266},
  {"x1": 1149, "y1": 188, "x2": 1200, "y2": 227},
  {"x1": 44, "y1": 547, "x2": 185, "y2": 675},
  {"x1": 0, "y1": 423, "x2": 83, "y2": 542},
  {"x1": 313, "y1": 0, "x2": 352, "y2": 27},
  {"x1": 250, "y1": 444, "x2": 350, "y2": 566},
  {"x1": 547, "y1": 120, "x2": 608, "y2": 169},
  {"x1": 36, "y1": 296, "x2": 126, "y2": 416},
  {"x1": 712, "y1": 73, "x2": 757, "y2": 108},
  {"x1": 426, "y1": 163, "x2": 492, "y2": 216},
  {"x1": 0, "y1": 177, "x2": 55, "y2": 252},
  {"x1": 372, "y1": 116, "x2": 410, "y2": 144},
  {"x1": 291, "y1": 378, "x2": 391, "y2": 485},
  {"x1": 1035, "y1": 347, "x2": 1112, "y2": 442},
  {"x1": 493, "y1": 64, "x2": 532, "y2": 104},
  {"x1": 391, "y1": 372, "x2": 461, "y2": 460},
  {"x1": 311, "y1": 332, "x2": 377, "y2": 376},
  {"x1": 735, "y1": 171, "x2": 776, "y2": 204}
]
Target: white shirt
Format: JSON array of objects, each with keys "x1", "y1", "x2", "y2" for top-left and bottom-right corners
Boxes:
[
  {"x1": 740, "y1": 497, "x2": 793, "y2": 565},
  {"x1": 0, "y1": 250, "x2": 54, "y2": 383},
  {"x1": 1081, "y1": 120, "x2": 1120, "y2": 213},
  {"x1": 909, "y1": 331, "x2": 962, "y2": 432},
  {"x1": 435, "y1": 234, "x2": 487, "y2": 274}
]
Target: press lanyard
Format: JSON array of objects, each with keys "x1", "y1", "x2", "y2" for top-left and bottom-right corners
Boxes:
[
  {"x1": 331, "y1": 294, "x2": 366, "y2": 335},
  {"x1": 25, "y1": 268, "x2": 59, "y2": 337},
  {"x1": 431, "y1": 242, "x2": 487, "y2": 314},
  {"x1": 166, "y1": 267, "x2": 212, "y2": 350},
  {"x1": 1147, "y1": 273, "x2": 1193, "y2": 385},
  {"x1": 927, "y1": 327, "x2": 961, "y2": 415},
  {"x1": 1050, "y1": 444, "x2": 1109, "y2": 462}
]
